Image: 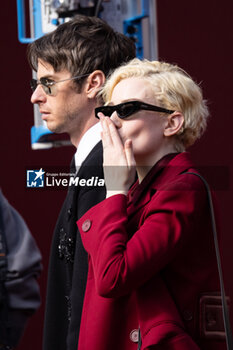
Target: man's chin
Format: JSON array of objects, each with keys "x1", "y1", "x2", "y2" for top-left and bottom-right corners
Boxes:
[{"x1": 46, "y1": 122, "x2": 64, "y2": 134}]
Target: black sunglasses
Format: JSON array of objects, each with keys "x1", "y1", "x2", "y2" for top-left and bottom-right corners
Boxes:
[{"x1": 95, "y1": 101, "x2": 175, "y2": 120}]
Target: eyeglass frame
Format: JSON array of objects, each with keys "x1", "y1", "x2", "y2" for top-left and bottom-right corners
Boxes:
[
  {"x1": 95, "y1": 100, "x2": 175, "y2": 120},
  {"x1": 30, "y1": 73, "x2": 90, "y2": 95}
]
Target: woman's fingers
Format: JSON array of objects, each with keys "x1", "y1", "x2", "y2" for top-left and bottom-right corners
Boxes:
[
  {"x1": 124, "y1": 139, "x2": 136, "y2": 185},
  {"x1": 105, "y1": 116, "x2": 124, "y2": 150},
  {"x1": 99, "y1": 114, "x2": 113, "y2": 149},
  {"x1": 100, "y1": 114, "x2": 135, "y2": 169},
  {"x1": 98, "y1": 114, "x2": 136, "y2": 196},
  {"x1": 124, "y1": 139, "x2": 136, "y2": 168},
  {"x1": 99, "y1": 113, "x2": 123, "y2": 147}
]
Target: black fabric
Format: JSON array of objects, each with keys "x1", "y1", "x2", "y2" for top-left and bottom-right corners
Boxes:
[
  {"x1": 0, "y1": 190, "x2": 42, "y2": 348},
  {"x1": 43, "y1": 141, "x2": 105, "y2": 350}
]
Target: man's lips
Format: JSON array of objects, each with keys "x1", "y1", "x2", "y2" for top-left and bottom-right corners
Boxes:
[{"x1": 40, "y1": 111, "x2": 50, "y2": 119}]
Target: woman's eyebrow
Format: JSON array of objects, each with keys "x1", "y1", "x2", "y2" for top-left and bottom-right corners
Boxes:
[{"x1": 106, "y1": 99, "x2": 144, "y2": 106}]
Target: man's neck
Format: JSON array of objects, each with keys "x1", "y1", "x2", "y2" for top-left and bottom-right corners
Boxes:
[
  {"x1": 70, "y1": 119, "x2": 99, "y2": 148},
  {"x1": 74, "y1": 122, "x2": 102, "y2": 169}
]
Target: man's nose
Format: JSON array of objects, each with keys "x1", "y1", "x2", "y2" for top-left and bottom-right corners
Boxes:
[{"x1": 31, "y1": 85, "x2": 47, "y2": 104}]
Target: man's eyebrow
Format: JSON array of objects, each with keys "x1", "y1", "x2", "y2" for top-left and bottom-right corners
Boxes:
[{"x1": 39, "y1": 75, "x2": 55, "y2": 80}]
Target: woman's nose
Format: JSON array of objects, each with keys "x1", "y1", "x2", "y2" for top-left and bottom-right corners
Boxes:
[{"x1": 110, "y1": 111, "x2": 122, "y2": 128}]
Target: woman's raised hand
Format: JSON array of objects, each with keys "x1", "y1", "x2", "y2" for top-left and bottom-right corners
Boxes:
[{"x1": 99, "y1": 114, "x2": 136, "y2": 198}]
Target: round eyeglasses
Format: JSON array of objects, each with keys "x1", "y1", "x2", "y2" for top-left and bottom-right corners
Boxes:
[{"x1": 30, "y1": 73, "x2": 90, "y2": 95}]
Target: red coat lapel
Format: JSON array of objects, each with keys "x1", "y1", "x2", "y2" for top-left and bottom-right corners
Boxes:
[{"x1": 127, "y1": 152, "x2": 196, "y2": 216}]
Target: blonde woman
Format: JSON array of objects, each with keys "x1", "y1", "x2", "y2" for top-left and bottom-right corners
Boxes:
[{"x1": 77, "y1": 59, "x2": 224, "y2": 350}]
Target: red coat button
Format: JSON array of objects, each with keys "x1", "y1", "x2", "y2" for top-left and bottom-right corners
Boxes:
[
  {"x1": 82, "y1": 219, "x2": 92, "y2": 232},
  {"x1": 130, "y1": 329, "x2": 139, "y2": 343}
]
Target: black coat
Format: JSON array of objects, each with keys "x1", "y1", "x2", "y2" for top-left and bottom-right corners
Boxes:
[{"x1": 43, "y1": 141, "x2": 105, "y2": 350}]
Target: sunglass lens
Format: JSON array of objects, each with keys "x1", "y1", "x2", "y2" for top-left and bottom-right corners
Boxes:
[
  {"x1": 117, "y1": 103, "x2": 136, "y2": 119},
  {"x1": 30, "y1": 79, "x2": 37, "y2": 92},
  {"x1": 98, "y1": 106, "x2": 114, "y2": 117},
  {"x1": 44, "y1": 86, "x2": 51, "y2": 95},
  {"x1": 96, "y1": 103, "x2": 139, "y2": 119},
  {"x1": 40, "y1": 78, "x2": 52, "y2": 95},
  {"x1": 104, "y1": 106, "x2": 115, "y2": 117},
  {"x1": 95, "y1": 106, "x2": 111, "y2": 118}
]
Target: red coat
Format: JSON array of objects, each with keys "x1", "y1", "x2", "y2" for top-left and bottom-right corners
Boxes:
[{"x1": 77, "y1": 152, "x2": 226, "y2": 350}]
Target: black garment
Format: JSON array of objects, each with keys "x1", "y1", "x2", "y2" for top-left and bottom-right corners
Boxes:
[
  {"x1": 0, "y1": 190, "x2": 42, "y2": 348},
  {"x1": 43, "y1": 142, "x2": 105, "y2": 350}
]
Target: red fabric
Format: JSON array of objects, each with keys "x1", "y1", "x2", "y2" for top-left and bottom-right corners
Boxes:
[{"x1": 77, "y1": 152, "x2": 225, "y2": 350}]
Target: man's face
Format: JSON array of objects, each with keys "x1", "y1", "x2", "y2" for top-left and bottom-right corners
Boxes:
[{"x1": 31, "y1": 59, "x2": 92, "y2": 142}]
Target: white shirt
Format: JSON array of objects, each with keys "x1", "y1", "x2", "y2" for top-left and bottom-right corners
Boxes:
[{"x1": 74, "y1": 122, "x2": 102, "y2": 173}]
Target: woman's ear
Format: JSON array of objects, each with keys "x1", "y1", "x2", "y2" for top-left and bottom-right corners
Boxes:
[
  {"x1": 85, "y1": 70, "x2": 106, "y2": 98},
  {"x1": 164, "y1": 112, "x2": 184, "y2": 137}
]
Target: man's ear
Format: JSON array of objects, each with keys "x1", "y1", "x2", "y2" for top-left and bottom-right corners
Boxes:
[
  {"x1": 85, "y1": 70, "x2": 105, "y2": 98},
  {"x1": 164, "y1": 112, "x2": 184, "y2": 137}
]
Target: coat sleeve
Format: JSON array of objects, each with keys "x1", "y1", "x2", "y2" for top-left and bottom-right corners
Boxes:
[
  {"x1": 0, "y1": 190, "x2": 42, "y2": 347},
  {"x1": 77, "y1": 175, "x2": 207, "y2": 298}
]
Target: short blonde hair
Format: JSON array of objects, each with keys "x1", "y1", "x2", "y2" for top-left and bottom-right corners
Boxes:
[{"x1": 101, "y1": 58, "x2": 209, "y2": 151}]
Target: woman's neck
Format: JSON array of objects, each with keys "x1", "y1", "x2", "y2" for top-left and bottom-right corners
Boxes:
[{"x1": 136, "y1": 144, "x2": 178, "y2": 183}]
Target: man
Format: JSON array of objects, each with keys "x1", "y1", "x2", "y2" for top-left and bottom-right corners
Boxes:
[{"x1": 27, "y1": 15, "x2": 135, "y2": 350}]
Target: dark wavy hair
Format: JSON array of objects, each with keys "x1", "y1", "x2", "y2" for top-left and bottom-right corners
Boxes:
[{"x1": 27, "y1": 15, "x2": 136, "y2": 88}]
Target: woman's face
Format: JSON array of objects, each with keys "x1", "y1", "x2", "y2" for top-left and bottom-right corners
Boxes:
[{"x1": 109, "y1": 77, "x2": 169, "y2": 164}]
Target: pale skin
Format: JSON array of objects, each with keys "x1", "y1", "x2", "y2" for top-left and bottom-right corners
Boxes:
[
  {"x1": 31, "y1": 59, "x2": 105, "y2": 147},
  {"x1": 99, "y1": 77, "x2": 184, "y2": 198}
]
